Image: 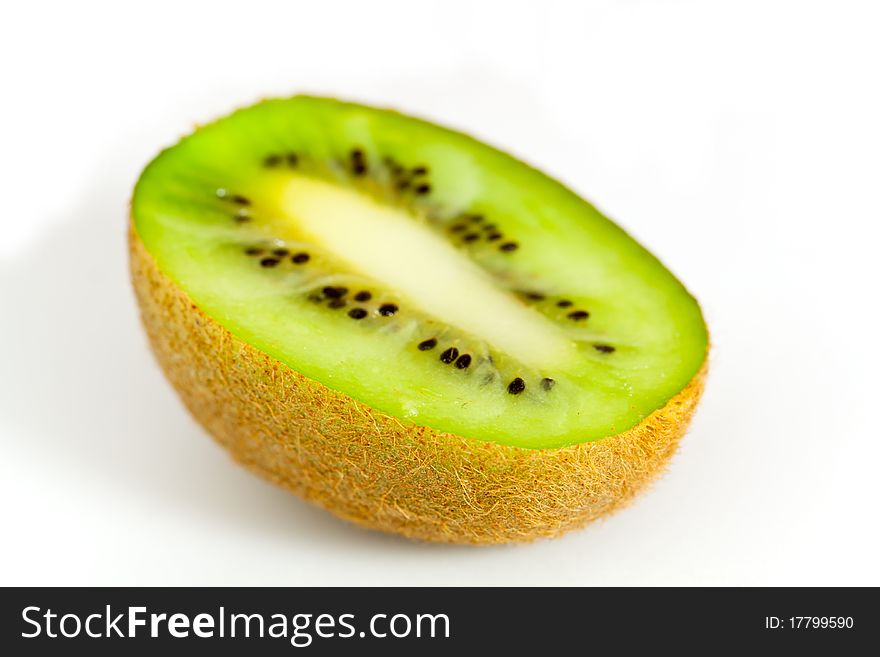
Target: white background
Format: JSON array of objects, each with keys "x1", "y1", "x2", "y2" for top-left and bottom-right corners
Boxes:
[{"x1": 2, "y1": 0, "x2": 878, "y2": 586}]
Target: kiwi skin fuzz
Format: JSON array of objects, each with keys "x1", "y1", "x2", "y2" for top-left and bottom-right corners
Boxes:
[{"x1": 130, "y1": 225, "x2": 706, "y2": 545}]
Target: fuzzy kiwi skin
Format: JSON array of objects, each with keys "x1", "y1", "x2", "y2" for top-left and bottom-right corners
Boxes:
[{"x1": 130, "y1": 226, "x2": 707, "y2": 545}]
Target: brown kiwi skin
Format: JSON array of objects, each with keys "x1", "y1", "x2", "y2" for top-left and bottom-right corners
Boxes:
[{"x1": 129, "y1": 224, "x2": 707, "y2": 545}]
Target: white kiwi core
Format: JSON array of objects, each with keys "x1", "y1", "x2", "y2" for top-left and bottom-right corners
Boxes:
[{"x1": 280, "y1": 175, "x2": 576, "y2": 369}]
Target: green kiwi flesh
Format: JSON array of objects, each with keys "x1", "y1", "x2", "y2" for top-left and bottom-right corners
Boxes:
[{"x1": 132, "y1": 96, "x2": 708, "y2": 449}]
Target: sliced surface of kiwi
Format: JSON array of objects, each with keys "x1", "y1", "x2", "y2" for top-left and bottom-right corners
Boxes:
[{"x1": 130, "y1": 96, "x2": 708, "y2": 543}]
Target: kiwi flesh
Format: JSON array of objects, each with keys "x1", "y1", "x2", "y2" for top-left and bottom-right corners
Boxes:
[{"x1": 130, "y1": 96, "x2": 708, "y2": 543}]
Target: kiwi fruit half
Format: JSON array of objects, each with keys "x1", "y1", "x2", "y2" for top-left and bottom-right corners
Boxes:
[{"x1": 130, "y1": 96, "x2": 708, "y2": 544}]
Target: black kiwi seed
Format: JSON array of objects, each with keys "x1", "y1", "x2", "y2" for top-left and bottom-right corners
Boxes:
[
  {"x1": 450, "y1": 224, "x2": 467, "y2": 233},
  {"x1": 348, "y1": 308, "x2": 368, "y2": 319},
  {"x1": 411, "y1": 165, "x2": 428, "y2": 175},
  {"x1": 233, "y1": 214, "x2": 251, "y2": 223},
  {"x1": 323, "y1": 286, "x2": 348, "y2": 299},
  {"x1": 328, "y1": 298, "x2": 347, "y2": 309},
  {"x1": 594, "y1": 344, "x2": 616, "y2": 353},
  {"x1": 396, "y1": 180, "x2": 411, "y2": 191},
  {"x1": 351, "y1": 148, "x2": 364, "y2": 161},
  {"x1": 263, "y1": 154, "x2": 282, "y2": 167},
  {"x1": 259, "y1": 257, "x2": 279, "y2": 268},
  {"x1": 418, "y1": 338, "x2": 438, "y2": 351},
  {"x1": 231, "y1": 195, "x2": 250, "y2": 206},
  {"x1": 286, "y1": 152, "x2": 299, "y2": 166},
  {"x1": 507, "y1": 377, "x2": 526, "y2": 395},
  {"x1": 244, "y1": 247, "x2": 264, "y2": 256},
  {"x1": 272, "y1": 248, "x2": 289, "y2": 257},
  {"x1": 378, "y1": 303, "x2": 398, "y2": 316},
  {"x1": 499, "y1": 241, "x2": 519, "y2": 252},
  {"x1": 414, "y1": 183, "x2": 431, "y2": 195},
  {"x1": 291, "y1": 252, "x2": 310, "y2": 264},
  {"x1": 486, "y1": 232, "x2": 503, "y2": 241},
  {"x1": 541, "y1": 377, "x2": 556, "y2": 391},
  {"x1": 354, "y1": 291, "x2": 372, "y2": 302},
  {"x1": 556, "y1": 300, "x2": 573, "y2": 308},
  {"x1": 463, "y1": 233, "x2": 480, "y2": 243},
  {"x1": 482, "y1": 223, "x2": 497, "y2": 231},
  {"x1": 469, "y1": 214, "x2": 484, "y2": 223},
  {"x1": 524, "y1": 291, "x2": 545, "y2": 301},
  {"x1": 455, "y1": 354, "x2": 472, "y2": 369},
  {"x1": 568, "y1": 310, "x2": 590, "y2": 321},
  {"x1": 352, "y1": 161, "x2": 367, "y2": 176},
  {"x1": 440, "y1": 347, "x2": 459, "y2": 364}
]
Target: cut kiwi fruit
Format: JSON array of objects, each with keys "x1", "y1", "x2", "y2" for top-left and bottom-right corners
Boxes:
[{"x1": 130, "y1": 96, "x2": 708, "y2": 544}]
